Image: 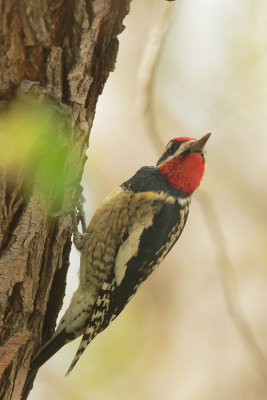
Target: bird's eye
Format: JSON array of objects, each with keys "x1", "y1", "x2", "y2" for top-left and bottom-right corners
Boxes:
[{"x1": 167, "y1": 141, "x2": 179, "y2": 154}]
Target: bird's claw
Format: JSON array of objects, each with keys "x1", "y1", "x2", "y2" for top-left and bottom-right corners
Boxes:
[
  {"x1": 48, "y1": 192, "x2": 86, "y2": 233},
  {"x1": 76, "y1": 193, "x2": 87, "y2": 233}
]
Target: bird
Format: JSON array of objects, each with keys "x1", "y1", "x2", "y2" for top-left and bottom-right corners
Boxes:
[{"x1": 27, "y1": 132, "x2": 211, "y2": 381}]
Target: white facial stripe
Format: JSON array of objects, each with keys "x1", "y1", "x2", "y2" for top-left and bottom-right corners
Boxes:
[
  {"x1": 158, "y1": 140, "x2": 197, "y2": 167},
  {"x1": 173, "y1": 140, "x2": 195, "y2": 157},
  {"x1": 161, "y1": 154, "x2": 175, "y2": 164}
]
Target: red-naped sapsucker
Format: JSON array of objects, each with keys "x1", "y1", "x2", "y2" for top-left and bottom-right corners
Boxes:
[{"x1": 26, "y1": 132, "x2": 211, "y2": 381}]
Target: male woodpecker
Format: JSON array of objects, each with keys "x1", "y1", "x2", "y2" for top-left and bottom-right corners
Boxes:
[{"x1": 28, "y1": 132, "x2": 211, "y2": 378}]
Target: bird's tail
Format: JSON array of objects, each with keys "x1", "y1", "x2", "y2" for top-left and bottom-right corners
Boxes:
[
  {"x1": 30, "y1": 329, "x2": 73, "y2": 372},
  {"x1": 23, "y1": 329, "x2": 73, "y2": 397}
]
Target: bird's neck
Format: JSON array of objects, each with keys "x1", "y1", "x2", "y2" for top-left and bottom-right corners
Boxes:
[{"x1": 159, "y1": 153, "x2": 205, "y2": 195}]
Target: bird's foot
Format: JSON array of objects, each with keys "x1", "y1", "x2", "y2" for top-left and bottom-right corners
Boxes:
[{"x1": 49, "y1": 186, "x2": 87, "y2": 249}]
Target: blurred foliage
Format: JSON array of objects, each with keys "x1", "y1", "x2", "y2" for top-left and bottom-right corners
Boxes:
[{"x1": 0, "y1": 96, "x2": 72, "y2": 202}]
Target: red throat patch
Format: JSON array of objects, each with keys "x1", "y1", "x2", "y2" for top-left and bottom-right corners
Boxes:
[{"x1": 159, "y1": 153, "x2": 205, "y2": 195}]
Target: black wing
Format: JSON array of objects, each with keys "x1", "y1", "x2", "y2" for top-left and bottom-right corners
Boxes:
[{"x1": 110, "y1": 198, "x2": 189, "y2": 318}]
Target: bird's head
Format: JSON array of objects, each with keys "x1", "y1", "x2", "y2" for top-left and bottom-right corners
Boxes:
[{"x1": 157, "y1": 133, "x2": 211, "y2": 195}]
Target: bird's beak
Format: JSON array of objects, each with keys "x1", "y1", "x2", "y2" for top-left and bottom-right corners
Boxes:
[{"x1": 189, "y1": 132, "x2": 212, "y2": 153}]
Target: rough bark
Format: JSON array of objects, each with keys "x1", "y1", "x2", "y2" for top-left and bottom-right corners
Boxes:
[{"x1": 0, "y1": 1, "x2": 131, "y2": 399}]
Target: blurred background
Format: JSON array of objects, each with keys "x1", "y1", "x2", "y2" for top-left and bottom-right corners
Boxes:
[{"x1": 29, "y1": 0, "x2": 267, "y2": 399}]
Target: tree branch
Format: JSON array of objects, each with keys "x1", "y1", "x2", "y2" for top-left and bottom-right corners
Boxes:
[{"x1": 0, "y1": 1, "x2": 131, "y2": 398}]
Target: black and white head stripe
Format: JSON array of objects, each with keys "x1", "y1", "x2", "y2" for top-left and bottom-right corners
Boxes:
[{"x1": 156, "y1": 138, "x2": 196, "y2": 167}]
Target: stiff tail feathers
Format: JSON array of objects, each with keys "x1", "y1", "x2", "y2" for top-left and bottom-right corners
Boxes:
[
  {"x1": 23, "y1": 329, "x2": 72, "y2": 397},
  {"x1": 30, "y1": 329, "x2": 72, "y2": 372}
]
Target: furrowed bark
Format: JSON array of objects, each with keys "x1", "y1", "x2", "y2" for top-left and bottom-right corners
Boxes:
[{"x1": 0, "y1": 1, "x2": 131, "y2": 398}]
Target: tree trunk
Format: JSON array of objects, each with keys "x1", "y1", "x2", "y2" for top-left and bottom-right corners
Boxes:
[{"x1": 0, "y1": 1, "x2": 131, "y2": 399}]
